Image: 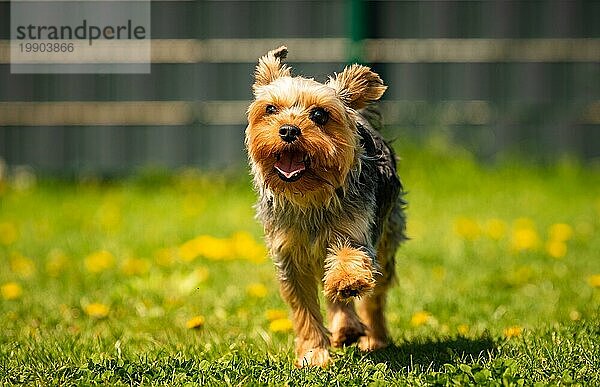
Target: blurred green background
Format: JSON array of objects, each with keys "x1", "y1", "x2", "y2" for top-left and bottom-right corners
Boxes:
[{"x1": 0, "y1": 0, "x2": 599, "y2": 173}]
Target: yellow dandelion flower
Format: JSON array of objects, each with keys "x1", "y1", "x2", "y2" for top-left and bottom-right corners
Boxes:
[
  {"x1": 588, "y1": 274, "x2": 600, "y2": 288},
  {"x1": 453, "y1": 217, "x2": 480, "y2": 241},
  {"x1": 511, "y1": 218, "x2": 540, "y2": 252},
  {"x1": 46, "y1": 249, "x2": 68, "y2": 277},
  {"x1": 199, "y1": 235, "x2": 233, "y2": 260},
  {"x1": 569, "y1": 310, "x2": 581, "y2": 321},
  {"x1": 457, "y1": 324, "x2": 469, "y2": 336},
  {"x1": 231, "y1": 231, "x2": 267, "y2": 263},
  {"x1": 1, "y1": 282, "x2": 23, "y2": 300},
  {"x1": 186, "y1": 315, "x2": 205, "y2": 329},
  {"x1": 10, "y1": 253, "x2": 36, "y2": 278},
  {"x1": 84, "y1": 250, "x2": 115, "y2": 273},
  {"x1": 410, "y1": 311, "x2": 432, "y2": 327},
  {"x1": 546, "y1": 240, "x2": 567, "y2": 259},
  {"x1": 179, "y1": 235, "x2": 233, "y2": 261},
  {"x1": 84, "y1": 303, "x2": 110, "y2": 319},
  {"x1": 178, "y1": 238, "x2": 202, "y2": 262},
  {"x1": 269, "y1": 318, "x2": 293, "y2": 333},
  {"x1": 121, "y1": 257, "x2": 150, "y2": 276},
  {"x1": 0, "y1": 222, "x2": 19, "y2": 245},
  {"x1": 548, "y1": 223, "x2": 573, "y2": 242},
  {"x1": 265, "y1": 309, "x2": 288, "y2": 321},
  {"x1": 247, "y1": 283, "x2": 268, "y2": 298},
  {"x1": 503, "y1": 326, "x2": 523, "y2": 338},
  {"x1": 485, "y1": 219, "x2": 506, "y2": 240}
]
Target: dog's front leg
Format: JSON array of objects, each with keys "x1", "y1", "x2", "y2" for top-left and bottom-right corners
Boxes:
[
  {"x1": 278, "y1": 265, "x2": 331, "y2": 367},
  {"x1": 322, "y1": 241, "x2": 376, "y2": 302}
]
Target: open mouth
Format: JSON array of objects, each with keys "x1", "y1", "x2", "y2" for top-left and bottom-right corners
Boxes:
[{"x1": 274, "y1": 150, "x2": 309, "y2": 182}]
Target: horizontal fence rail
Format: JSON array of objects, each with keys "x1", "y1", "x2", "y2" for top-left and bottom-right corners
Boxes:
[
  {"x1": 2, "y1": 38, "x2": 600, "y2": 64},
  {"x1": 1, "y1": 100, "x2": 599, "y2": 127}
]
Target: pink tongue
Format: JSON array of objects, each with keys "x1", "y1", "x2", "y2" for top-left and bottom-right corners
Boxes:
[{"x1": 275, "y1": 152, "x2": 306, "y2": 179}]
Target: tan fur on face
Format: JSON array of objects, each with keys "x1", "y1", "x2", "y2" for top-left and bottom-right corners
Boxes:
[{"x1": 246, "y1": 77, "x2": 358, "y2": 207}]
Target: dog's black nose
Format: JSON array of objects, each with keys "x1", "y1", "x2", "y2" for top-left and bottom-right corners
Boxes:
[{"x1": 279, "y1": 125, "x2": 301, "y2": 143}]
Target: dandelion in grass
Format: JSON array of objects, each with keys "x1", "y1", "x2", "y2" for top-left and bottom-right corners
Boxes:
[
  {"x1": 588, "y1": 274, "x2": 600, "y2": 288},
  {"x1": 247, "y1": 283, "x2": 268, "y2": 298},
  {"x1": 121, "y1": 257, "x2": 150, "y2": 276},
  {"x1": 265, "y1": 309, "x2": 288, "y2": 321},
  {"x1": 453, "y1": 217, "x2": 480, "y2": 241},
  {"x1": 569, "y1": 310, "x2": 581, "y2": 321},
  {"x1": 511, "y1": 218, "x2": 540, "y2": 252},
  {"x1": 503, "y1": 326, "x2": 523, "y2": 338},
  {"x1": 269, "y1": 318, "x2": 293, "y2": 333},
  {"x1": 0, "y1": 222, "x2": 18, "y2": 245},
  {"x1": 546, "y1": 240, "x2": 567, "y2": 258},
  {"x1": 457, "y1": 324, "x2": 470, "y2": 336},
  {"x1": 545, "y1": 223, "x2": 573, "y2": 259},
  {"x1": 199, "y1": 235, "x2": 233, "y2": 260},
  {"x1": 1, "y1": 282, "x2": 22, "y2": 300},
  {"x1": 186, "y1": 315, "x2": 205, "y2": 329},
  {"x1": 84, "y1": 303, "x2": 110, "y2": 319},
  {"x1": 485, "y1": 218, "x2": 507, "y2": 240},
  {"x1": 179, "y1": 235, "x2": 232, "y2": 261},
  {"x1": 231, "y1": 231, "x2": 267, "y2": 264},
  {"x1": 410, "y1": 311, "x2": 432, "y2": 327},
  {"x1": 84, "y1": 250, "x2": 115, "y2": 273},
  {"x1": 10, "y1": 253, "x2": 36, "y2": 277}
]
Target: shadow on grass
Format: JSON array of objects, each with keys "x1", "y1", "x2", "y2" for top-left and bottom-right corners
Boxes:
[{"x1": 364, "y1": 335, "x2": 498, "y2": 372}]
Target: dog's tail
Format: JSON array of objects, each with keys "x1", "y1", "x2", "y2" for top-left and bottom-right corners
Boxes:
[{"x1": 358, "y1": 104, "x2": 384, "y2": 132}]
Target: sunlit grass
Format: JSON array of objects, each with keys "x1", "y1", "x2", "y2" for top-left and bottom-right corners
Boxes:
[{"x1": 1, "y1": 139, "x2": 599, "y2": 385}]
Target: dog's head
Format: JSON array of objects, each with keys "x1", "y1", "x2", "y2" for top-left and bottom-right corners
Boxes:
[{"x1": 246, "y1": 46, "x2": 386, "y2": 206}]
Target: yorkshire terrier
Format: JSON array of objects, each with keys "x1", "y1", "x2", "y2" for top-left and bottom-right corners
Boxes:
[{"x1": 245, "y1": 46, "x2": 406, "y2": 367}]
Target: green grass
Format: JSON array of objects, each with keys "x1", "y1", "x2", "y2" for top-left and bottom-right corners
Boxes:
[{"x1": 1, "y1": 139, "x2": 599, "y2": 385}]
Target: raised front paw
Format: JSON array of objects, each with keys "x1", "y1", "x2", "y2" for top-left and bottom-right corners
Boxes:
[
  {"x1": 325, "y1": 275, "x2": 375, "y2": 301},
  {"x1": 295, "y1": 347, "x2": 331, "y2": 368},
  {"x1": 323, "y1": 244, "x2": 376, "y2": 301}
]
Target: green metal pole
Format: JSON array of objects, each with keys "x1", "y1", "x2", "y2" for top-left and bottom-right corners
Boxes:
[{"x1": 348, "y1": 0, "x2": 366, "y2": 64}]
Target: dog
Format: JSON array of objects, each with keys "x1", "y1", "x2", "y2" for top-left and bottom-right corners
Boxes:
[{"x1": 245, "y1": 46, "x2": 406, "y2": 367}]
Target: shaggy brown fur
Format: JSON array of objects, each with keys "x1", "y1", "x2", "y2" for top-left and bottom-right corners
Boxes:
[{"x1": 246, "y1": 46, "x2": 407, "y2": 367}]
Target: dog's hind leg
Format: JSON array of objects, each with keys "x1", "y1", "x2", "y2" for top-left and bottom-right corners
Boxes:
[{"x1": 356, "y1": 204, "x2": 404, "y2": 351}]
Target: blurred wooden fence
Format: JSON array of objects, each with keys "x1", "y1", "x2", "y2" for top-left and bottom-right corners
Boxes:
[{"x1": 0, "y1": 0, "x2": 599, "y2": 173}]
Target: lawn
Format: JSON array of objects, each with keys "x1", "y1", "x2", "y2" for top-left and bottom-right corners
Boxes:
[{"x1": 1, "y1": 139, "x2": 599, "y2": 385}]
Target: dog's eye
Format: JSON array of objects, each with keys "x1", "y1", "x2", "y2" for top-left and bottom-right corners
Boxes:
[
  {"x1": 265, "y1": 105, "x2": 278, "y2": 115},
  {"x1": 309, "y1": 107, "x2": 329, "y2": 125}
]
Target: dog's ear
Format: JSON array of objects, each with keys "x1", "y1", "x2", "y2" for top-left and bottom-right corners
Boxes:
[
  {"x1": 253, "y1": 46, "x2": 290, "y2": 93},
  {"x1": 327, "y1": 64, "x2": 387, "y2": 109}
]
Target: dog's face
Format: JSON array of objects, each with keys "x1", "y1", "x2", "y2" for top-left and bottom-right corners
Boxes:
[{"x1": 246, "y1": 46, "x2": 386, "y2": 205}]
